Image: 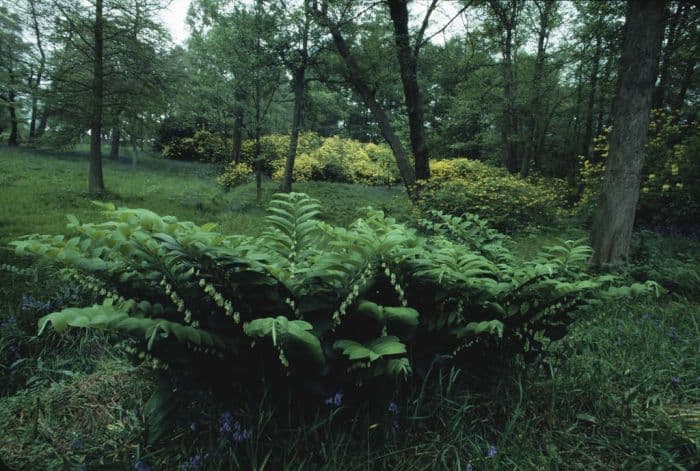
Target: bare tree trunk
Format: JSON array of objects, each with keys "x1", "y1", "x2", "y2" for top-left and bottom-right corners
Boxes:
[
  {"x1": 595, "y1": 55, "x2": 613, "y2": 137},
  {"x1": 582, "y1": 30, "x2": 601, "y2": 160},
  {"x1": 522, "y1": 0, "x2": 554, "y2": 178},
  {"x1": 652, "y1": 0, "x2": 689, "y2": 109},
  {"x1": 590, "y1": 0, "x2": 665, "y2": 267},
  {"x1": 231, "y1": 93, "x2": 244, "y2": 164},
  {"x1": 318, "y1": 11, "x2": 417, "y2": 196},
  {"x1": 281, "y1": 67, "x2": 306, "y2": 193},
  {"x1": 387, "y1": 0, "x2": 430, "y2": 180},
  {"x1": 28, "y1": 0, "x2": 46, "y2": 140},
  {"x1": 489, "y1": 0, "x2": 521, "y2": 173},
  {"x1": 502, "y1": 23, "x2": 518, "y2": 172},
  {"x1": 7, "y1": 90, "x2": 19, "y2": 146},
  {"x1": 131, "y1": 135, "x2": 139, "y2": 169},
  {"x1": 671, "y1": 50, "x2": 696, "y2": 111},
  {"x1": 37, "y1": 106, "x2": 49, "y2": 137},
  {"x1": 89, "y1": 0, "x2": 105, "y2": 195},
  {"x1": 110, "y1": 125, "x2": 121, "y2": 160}
]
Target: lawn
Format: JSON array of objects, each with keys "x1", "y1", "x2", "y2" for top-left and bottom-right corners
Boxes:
[{"x1": 0, "y1": 148, "x2": 698, "y2": 470}]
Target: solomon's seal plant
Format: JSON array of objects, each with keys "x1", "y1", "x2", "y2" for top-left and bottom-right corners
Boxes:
[{"x1": 10, "y1": 193, "x2": 659, "y2": 437}]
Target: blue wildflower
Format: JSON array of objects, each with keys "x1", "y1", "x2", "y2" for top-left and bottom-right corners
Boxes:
[
  {"x1": 668, "y1": 327, "x2": 679, "y2": 341},
  {"x1": 388, "y1": 401, "x2": 398, "y2": 414},
  {"x1": 71, "y1": 438, "x2": 84, "y2": 450},
  {"x1": 0, "y1": 316, "x2": 16, "y2": 329},
  {"x1": 219, "y1": 412, "x2": 234, "y2": 435},
  {"x1": 486, "y1": 445, "x2": 497, "y2": 459},
  {"x1": 671, "y1": 376, "x2": 681, "y2": 385},
  {"x1": 465, "y1": 464, "x2": 473, "y2": 471},
  {"x1": 189, "y1": 421, "x2": 198, "y2": 433},
  {"x1": 20, "y1": 295, "x2": 52, "y2": 313},
  {"x1": 218, "y1": 412, "x2": 252, "y2": 442},
  {"x1": 181, "y1": 454, "x2": 205, "y2": 470},
  {"x1": 232, "y1": 425, "x2": 252, "y2": 443},
  {"x1": 134, "y1": 460, "x2": 152, "y2": 471},
  {"x1": 324, "y1": 391, "x2": 343, "y2": 407}
]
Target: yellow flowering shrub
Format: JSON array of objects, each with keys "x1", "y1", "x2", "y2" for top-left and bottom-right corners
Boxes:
[
  {"x1": 240, "y1": 132, "x2": 324, "y2": 174},
  {"x1": 418, "y1": 158, "x2": 569, "y2": 231},
  {"x1": 217, "y1": 162, "x2": 253, "y2": 190}
]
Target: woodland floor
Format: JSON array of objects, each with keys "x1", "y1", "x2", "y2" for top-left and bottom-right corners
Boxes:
[{"x1": 0, "y1": 147, "x2": 698, "y2": 470}]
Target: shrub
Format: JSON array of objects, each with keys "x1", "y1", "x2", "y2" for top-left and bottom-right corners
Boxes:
[
  {"x1": 216, "y1": 162, "x2": 253, "y2": 190},
  {"x1": 11, "y1": 194, "x2": 656, "y2": 410},
  {"x1": 241, "y1": 132, "x2": 325, "y2": 175},
  {"x1": 576, "y1": 110, "x2": 700, "y2": 229},
  {"x1": 163, "y1": 130, "x2": 228, "y2": 163},
  {"x1": 267, "y1": 136, "x2": 400, "y2": 185},
  {"x1": 418, "y1": 158, "x2": 570, "y2": 231},
  {"x1": 155, "y1": 116, "x2": 196, "y2": 151}
]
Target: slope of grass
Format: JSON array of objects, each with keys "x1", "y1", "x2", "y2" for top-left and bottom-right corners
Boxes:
[{"x1": 0, "y1": 147, "x2": 410, "y2": 247}]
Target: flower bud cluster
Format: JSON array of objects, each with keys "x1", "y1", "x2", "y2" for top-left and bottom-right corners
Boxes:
[
  {"x1": 332, "y1": 265, "x2": 373, "y2": 326},
  {"x1": 66, "y1": 270, "x2": 122, "y2": 302},
  {"x1": 160, "y1": 277, "x2": 193, "y2": 324},
  {"x1": 122, "y1": 344, "x2": 170, "y2": 370},
  {"x1": 383, "y1": 262, "x2": 407, "y2": 306},
  {"x1": 198, "y1": 278, "x2": 240, "y2": 324}
]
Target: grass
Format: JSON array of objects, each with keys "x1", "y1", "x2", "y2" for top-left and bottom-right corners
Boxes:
[
  {"x1": 0, "y1": 146, "x2": 410, "y2": 247},
  {"x1": 1, "y1": 146, "x2": 699, "y2": 469}
]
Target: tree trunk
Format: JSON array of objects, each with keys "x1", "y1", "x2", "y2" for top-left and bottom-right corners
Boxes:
[
  {"x1": 322, "y1": 15, "x2": 417, "y2": 196},
  {"x1": 501, "y1": 22, "x2": 518, "y2": 172},
  {"x1": 29, "y1": 94, "x2": 39, "y2": 139},
  {"x1": 28, "y1": 0, "x2": 46, "y2": 141},
  {"x1": 231, "y1": 99, "x2": 244, "y2": 164},
  {"x1": 522, "y1": 0, "x2": 554, "y2": 178},
  {"x1": 582, "y1": 30, "x2": 601, "y2": 160},
  {"x1": 89, "y1": 0, "x2": 105, "y2": 195},
  {"x1": 131, "y1": 135, "x2": 139, "y2": 169},
  {"x1": 652, "y1": 1, "x2": 689, "y2": 109},
  {"x1": 281, "y1": 67, "x2": 306, "y2": 193},
  {"x1": 7, "y1": 90, "x2": 19, "y2": 146},
  {"x1": 671, "y1": 51, "x2": 696, "y2": 111},
  {"x1": 110, "y1": 125, "x2": 121, "y2": 160},
  {"x1": 590, "y1": 0, "x2": 665, "y2": 267},
  {"x1": 387, "y1": 0, "x2": 430, "y2": 180},
  {"x1": 37, "y1": 104, "x2": 49, "y2": 137}
]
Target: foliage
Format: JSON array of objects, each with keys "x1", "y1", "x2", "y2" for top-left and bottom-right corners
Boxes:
[
  {"x1": 417, "y1": 158, "x2": 570, "y2": 231},
  {"x1": 240, "y1": 132, "x2": 324, "y2": 175},
  {"x1": 216, "y1": 162, "x2": 253, "y2": 190},
  {"x1": 10, "y1": 193, "x2": 656, "y2": 404},
  {"x1": 163, "y1": 130, "x2": 228, "y2": 163},
  {"x1": 576, "y1": 110, "x2": 700, "y2": 229}
]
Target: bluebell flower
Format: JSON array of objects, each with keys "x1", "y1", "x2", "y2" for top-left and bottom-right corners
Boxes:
[
  {"x1": 668, "y1": 327, "x2": 679, "y2": 341},
  {"x1": 20, "y1": 295, "x2": 52, "y2": 313},
  {"x1": 465, "y1": 464, "x2": 473, "y2": 471},
  {"x1": 181, "y1": 454, "x2": 205, "y2": 470},
  {"x1": 486, "y1": 445, "x2": 497, "y2": 459},
  {"x1": 7, "y1": 344, "x2": 21, "y2": 361},
  {"x1": 134, "y1": 459, "x2": 152, "y2": 471},
  {"x1": 671, "y1": 376, "x2": 681, "y2": 385},
  {"x1": 0, "y1": 316, "x2": 16, "y2": 329},
  {"x1": 219, "y1": 412, "x2": 234, "y2": 435},
  {"x1": 232, "y1": 425, "x2": 252, "y2": 443},
  {"x1": 219, "y1": 412, "x2": 252, "y2": 442},
  {"x1": 71, "y1": 438, "x2": 84, "y2": 450},
  {"x1": 189, "y1": 421, "x2": 198, "y2": 433},
  {"x1": 324, "y1": 391, "x2": 343, "y2": 407},
  {"x1": 387, "y1": 401, "x2": 398, "y2": 414}
]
